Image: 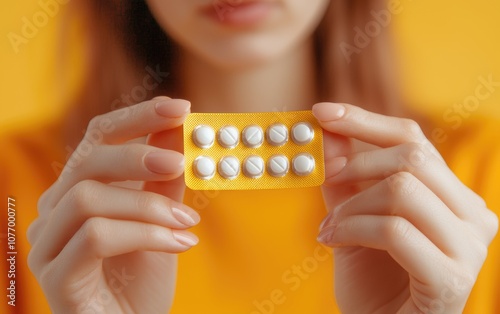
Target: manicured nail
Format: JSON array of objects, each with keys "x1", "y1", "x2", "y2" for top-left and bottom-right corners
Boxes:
[
  {"x1": 326, "y1": 157, "x2": 347, "y2": 179},
  {"x1": 172, "y1": 230, "x2": 199, "y2": 247},
  {"x1": 319, "y1": 213, "x2": 333, "y2": 231},
  {"x1": 312, "y1": 103, "x2": 346, "y2": 121},
  {"x1": 155, "y1": 99, "x2": 191, "y2": 118},
  {"x1": 317, "y1": 225, "x2": 336, "y2": 245},
  {"x1": 172, "y1": 207, "x2": 200, "y2": 226},
  {"x1": 144, "y1": 151, "x2": 184, "y2": 174}
]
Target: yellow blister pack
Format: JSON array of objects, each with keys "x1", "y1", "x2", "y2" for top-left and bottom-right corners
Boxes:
[{"x1": 183, "y1": 111, "x2": 324, "y2": 190}]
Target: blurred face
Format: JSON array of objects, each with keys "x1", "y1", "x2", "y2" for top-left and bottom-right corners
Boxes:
[{"x1": 145, "y1": 0, "x2": 330, "y2": 69}]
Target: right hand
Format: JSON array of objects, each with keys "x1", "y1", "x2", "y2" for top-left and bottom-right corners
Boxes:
[{"x1": 27, "y1": 97, "x2": 199, "y2": 314}]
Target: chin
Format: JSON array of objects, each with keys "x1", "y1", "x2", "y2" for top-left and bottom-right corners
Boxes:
[{"x1": 191, "y1": 36, "x2": 291, "y2": 71}]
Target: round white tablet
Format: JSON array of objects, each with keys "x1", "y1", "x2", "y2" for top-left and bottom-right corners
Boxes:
[
  {"x1": 217, "y1": 125, "x2": 239, "y2": 149},
  {"x1": 242, "y1": 125, "x2": 264, "y2": 148},
  {"x1": 243, "y1": 155, "x2": 265, "y2": 178},
  {"x1": 266, "y1": 123, "x2": 288, "y2": 146},
  {"x1": 193, "y1": 125, "x2": 215, "y2": 149},
  {"x1": 218, "y1": 156, "x2": 240, "y2": 179},
  {"x1": 292, "y1": 153, "x2": 315, "y2": 176},
  {"x1": 267, "y1": 155, "x2": 289, "y2": 177},
  {"x1": 291, "y1": 122, "x2": 314, "y2": 145},
  {"x1": 193, "y1": 156, "x2": 215, "y2": 180}
]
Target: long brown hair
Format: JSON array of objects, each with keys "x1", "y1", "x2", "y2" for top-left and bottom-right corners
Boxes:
[{"x1": 62, "y1": 0, "x2": 402, "y2": 143}]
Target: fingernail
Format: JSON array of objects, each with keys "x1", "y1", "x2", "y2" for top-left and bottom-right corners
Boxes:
[
  {"x1": 172, "y1": 230, "x2": 199, "y2": 247},
  {"x1": 317, "y1": 225, "x2": 336, "y2": 245},
  {"x1": 144, "y1": 151, "x2": 184, "y2": 174},
  {"x1": 319, "y1": 213, "x2": 333, "y2": 231},
  {"x1": 172, "y1": 207, "x2": 200, "y2": 226},
  {"x1": 312, "y1": 103, "x2": 345, "y2": 121},
  {"x1": 326, "y1": 157, "x2": 347, "y2": 179},
  {"x1": 155, "y1": 99, "x2": 191, "y2": 118}
]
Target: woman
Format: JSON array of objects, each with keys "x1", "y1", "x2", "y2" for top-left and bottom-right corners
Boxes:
[{"x1": 2, "y1": 0, "x2": 498, "y2": 313}]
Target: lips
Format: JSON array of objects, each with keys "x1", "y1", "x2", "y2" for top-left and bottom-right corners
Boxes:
[{"x1": 201, "y1": 0, "x2": 277, "y2": 27}]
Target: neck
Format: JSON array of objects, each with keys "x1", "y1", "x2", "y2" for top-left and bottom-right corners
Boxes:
[{"x1": 178, "y1": 39, "x2": 318, "y2": 113}]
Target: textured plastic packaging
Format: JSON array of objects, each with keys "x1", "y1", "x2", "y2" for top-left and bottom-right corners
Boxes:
[{"x1": 183, "y1": 111, "x2": 325, "y2": 190}]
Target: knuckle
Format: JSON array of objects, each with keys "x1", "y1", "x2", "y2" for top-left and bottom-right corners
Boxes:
[
  {"x1": 85, "y1": 115, "x2": 107, "y2": 144},
  {"x1": 78, "y1": 218, "x2": 107, "y2": 253},
  {"x1": 37, "y1": 189, "x2": 51, "y2": 213},
  {"x1": 26, "y1": 219, "x2": 41, "y2": 245},
  {"x1": 387, "y1": 172, "x2": 421, "y2": 198},
  {"x1": 482, "y1": 209, "x2": 499, "y2": 243},
  {"x1": 27, "y1": 249, "x2": 39, "y2": 276},
  {"x1": 401, "y1": 119, "x2": 425, "y2": 141},
  {"x1": 382, "y1": 217, "x2": 413, "y2": 248},
  {"x1": 67, "y1": 180, "x2": 101, "y2": 212},
  {"x1": 87, "y1": 114, "x2": 103, "y2": 131},
  {"x1": 401, "y1": 142, "x2": 429, "y2": 169},
  {"x1": 135, "y1": 192, "x2": 169, "y2": 218}
]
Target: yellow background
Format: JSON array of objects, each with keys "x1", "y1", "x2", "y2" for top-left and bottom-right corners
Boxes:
[{"x1": 1, "y1": 0, "x2": 499, "y2": 133}]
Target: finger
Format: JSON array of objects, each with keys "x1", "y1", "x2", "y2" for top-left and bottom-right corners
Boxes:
[
  {"x1": 326, "y1": 142, "x2": 485, "y2": 220},
  {"x1": 39, "y1": 98, "x2": 190, "y2": 212},
  {"x1": 144, "y1": 125, "x2": 186, "y2": 203},
  {"x1": 320, "y1": 131, "x2": 358, "y2": 211},
  {"x1": 312, "y1": 102, "x2": 444, "y2": 161},
  {"x1": 321, "y1": 172, "x2": 467, "y2": 259},
  {"x1": 27, "y1": 217, "x2": 46, "y2": 246},
  {"x1": 35, "y1": 218, "x2": 197, "y2": 286},
  {"x1": 318, "y1": 214, "x2": 449, "y2": 285},
  {"x1": 43, "y1": 144, "x2": 185, "y2": 209},
  {"x1": 85, "y1": 97, "x2": 190, "y2": 145},
  {"x1": 29, "y1": 181, "x2": 200, "y2": 271}
]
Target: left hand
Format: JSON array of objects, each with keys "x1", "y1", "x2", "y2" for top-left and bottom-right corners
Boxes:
[{"x1": 312, "y1": 102, "x2": 498, "y2": 314}]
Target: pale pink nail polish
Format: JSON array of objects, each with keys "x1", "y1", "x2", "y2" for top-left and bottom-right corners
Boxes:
[
  {"x1": 144, "y1": 151, "x2": 184, "y2": 174},
  {"x1": 317, "y1": 225, "x2": 336, "y2": 245},
  {"x1": 155, "y1": 99, "x2": 191, "y2": 118},
  {"x1": 319, "y1": 213, "x2": 333, "y2": 231},
  {"x1": 172, "y1": 207, "x2": 200, "y2": 226},
  {"x1": 172, "y1": 230, "x2": 199, "y2": 247},
  {"x1": 312, "y1": 103, "x2": 346, "y2": 121}
]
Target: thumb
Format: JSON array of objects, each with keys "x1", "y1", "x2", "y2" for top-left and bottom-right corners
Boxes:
[
  {"x1": 320, "y1": 131, "x2": 357, "y2": 212},
  {"x1": 143, "y1": 104, "x2": 189, "y2": 203},
  {"x1": 313, "y1": 104, "x2": 356, "y2": 212}
]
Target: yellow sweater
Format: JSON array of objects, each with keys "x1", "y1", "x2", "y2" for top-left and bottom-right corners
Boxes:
[{"x1": 1, "y1": 116, "x2": 499, "y2": 314}]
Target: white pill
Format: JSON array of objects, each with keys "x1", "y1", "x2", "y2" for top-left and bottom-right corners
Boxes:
[
  {"x1": 292, "y1": 153, "x2": 315, "y2": 176},
  {"x1": 266, "y1": 123, "x2": 288, "y2": 146},
  {"x1": 193, "y1": 125, "x2": 215, "y2": 149},
  {"x1": 193, "y1": 156, "x2": 215, "y2": 180},
  {"x1": 242, "y1": 125, "x2": 264, "y2": 148},
  {"x1": 243, "y1": 155, "x2": 265, "y2": 178},
  {"x1": 218, "y1": 156, "x2": 240, "y2": 179},
  {"x1": 217, "y1": 125, "x2": 239, "y2": 149},
  {"x1": 267, "y1": 155, "x2": 289, "y2": 177},
  {"x1": 291, "y1": 122, "x2": 314, "y2": 145}
]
